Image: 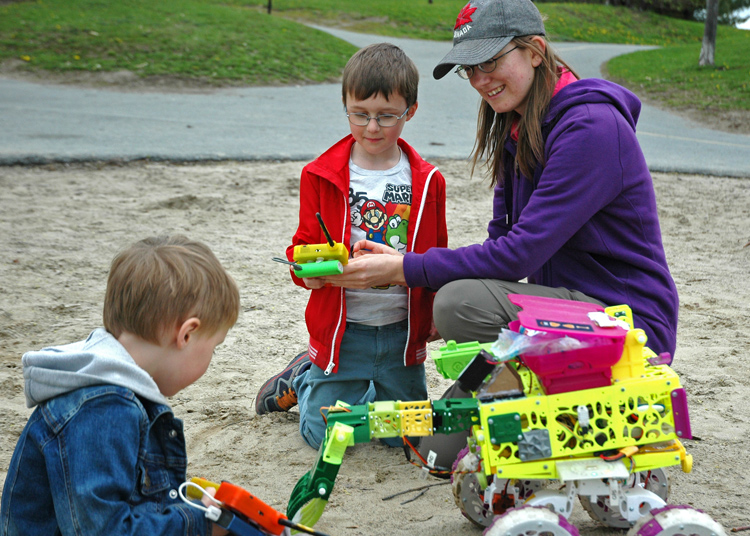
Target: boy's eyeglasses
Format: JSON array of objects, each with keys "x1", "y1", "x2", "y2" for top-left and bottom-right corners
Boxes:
[
  {"x1": 345, "y1": 108, "x2": 409, "y2": 127},
  {"x1": 455, "y1": 46, "x2": 520, "y2": 80}
]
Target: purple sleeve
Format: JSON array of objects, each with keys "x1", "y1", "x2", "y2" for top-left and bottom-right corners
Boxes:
[{"x1": 403, "y1": 103, "x2": 625, "y2": 290}]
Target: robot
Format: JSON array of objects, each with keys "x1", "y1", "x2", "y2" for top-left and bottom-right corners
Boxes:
[{"x1": 287, "y1": 295, "x2": 727, "y2": 536}]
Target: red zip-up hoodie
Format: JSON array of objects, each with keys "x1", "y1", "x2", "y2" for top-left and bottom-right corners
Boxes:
[{"x1": 286, "y1": 135, "x2": 448, "y2": 375}]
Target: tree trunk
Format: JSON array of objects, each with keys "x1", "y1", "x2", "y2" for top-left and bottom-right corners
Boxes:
[
  {"x1": 267, "y1": 0, "x2": 272, "y2": 14},
  {"x1": 698, "y1": 0, "x2": 718, "y2": 66}
]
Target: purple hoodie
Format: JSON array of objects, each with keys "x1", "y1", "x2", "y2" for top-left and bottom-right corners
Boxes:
[{"x1": 403, "y1": 79, "x2": 678, "y2": 356}]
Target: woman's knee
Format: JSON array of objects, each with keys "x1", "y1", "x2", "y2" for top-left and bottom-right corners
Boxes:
[
  {"x1": 433, "y1": 280, "x2": 495, "y2": 342},
  {"x1": 433, "y1": 280, "x2": 468, "y2": 333},
  {"x1": 433, "y1": 279, "x2": 523, "y2": 343}
]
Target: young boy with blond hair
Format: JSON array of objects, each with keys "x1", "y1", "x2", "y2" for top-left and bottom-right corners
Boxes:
[
  {"x1": 255, "y1": 43, "x2": 448, "y2": 450},
  {"x1": 0, "y1": 235, "x2": 239, "y2": 536}
]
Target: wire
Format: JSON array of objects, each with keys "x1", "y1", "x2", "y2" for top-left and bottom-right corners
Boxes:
[
  {"x1": 403, "y1": 436, "x2": 430, "y2": 466},
  {"x1": 320, "y1": 405, "x2": 351, "y2": 426},
  {"x1": 600, "y1": 446, "x2": 639, "y2": 467},
  {"x1": 177, "y1": 481, "x2": 224, "y2": 519},
  {"x1": 401, "y1": 436, "x2": 468, "y2": 477}
]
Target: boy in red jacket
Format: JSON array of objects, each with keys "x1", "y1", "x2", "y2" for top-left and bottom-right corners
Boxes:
[{"x1": 255, "y1": 43, "x2": 448, "y2": 449}]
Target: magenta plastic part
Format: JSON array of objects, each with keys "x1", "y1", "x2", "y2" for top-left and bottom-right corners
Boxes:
[
  {"x1": 670, "y1": 387, "x2": 693, "y2": 439},
  {"x1": 508, "y1": 295, "x2": 628, "y2": 395},
  {"x1": 632, "y1": 505, "x2": 698, "y2": 536}
]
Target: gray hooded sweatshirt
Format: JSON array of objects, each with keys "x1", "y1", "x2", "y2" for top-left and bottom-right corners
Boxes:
[{"x1": 23, "y1": 327, "x2": 168, "y2": 408}]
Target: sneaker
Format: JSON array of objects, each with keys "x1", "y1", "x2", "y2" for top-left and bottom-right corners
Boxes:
[{"x1": 255, "y1": 351, "x2": 311, "y2": 415}]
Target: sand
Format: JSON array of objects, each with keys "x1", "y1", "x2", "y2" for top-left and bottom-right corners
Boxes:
[{"x1": 1, "y1": 159, "x2": 749, "y2": 535}]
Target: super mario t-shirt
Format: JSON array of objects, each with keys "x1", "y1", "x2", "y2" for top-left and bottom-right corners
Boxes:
[{"x1": 346, "y1": 149, "x2": 411, "y2": 326}]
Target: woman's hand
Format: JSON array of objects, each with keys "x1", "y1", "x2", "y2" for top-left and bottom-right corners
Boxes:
[{"x1": 320, "y1": 244, "x2": 407, "y2": 289}]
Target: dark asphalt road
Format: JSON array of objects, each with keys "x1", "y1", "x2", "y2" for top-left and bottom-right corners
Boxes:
[{"x1": 1, "y1": 27, "x2": 748, "y2": 177}]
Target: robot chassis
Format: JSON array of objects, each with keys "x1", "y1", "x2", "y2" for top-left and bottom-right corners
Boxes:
[{"x1": 287, "y1": 295, "x2": 727, "y2": 536}]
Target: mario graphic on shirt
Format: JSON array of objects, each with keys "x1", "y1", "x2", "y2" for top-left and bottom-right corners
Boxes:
[
  {"x1": 350, "y1": 185, "x2": 412, "y2": 254},
  {"x1": 359, "y1": 199, "x2": 389, "y2": 244}
]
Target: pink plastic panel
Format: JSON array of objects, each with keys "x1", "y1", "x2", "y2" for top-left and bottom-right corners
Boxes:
[
  {"x1": 508, "y1": 294, "x2": 628, "y2": 341},
  {"x1": 508, "y1": 294, "x2": 628, "y2": 394}
]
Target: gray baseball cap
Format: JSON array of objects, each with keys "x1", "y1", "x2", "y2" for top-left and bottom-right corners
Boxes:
[{"x1": 433, "y1": 0, "x2": 546, "y2": 80}]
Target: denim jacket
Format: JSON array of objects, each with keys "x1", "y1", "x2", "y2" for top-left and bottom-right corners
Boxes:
[{"x1": 0, "y1": 330, "x2": 211, "y2": 535}]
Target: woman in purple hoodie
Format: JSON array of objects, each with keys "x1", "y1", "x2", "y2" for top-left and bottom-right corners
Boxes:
[
  {"x1": 326, "y1": 0, "x2": 678, "y2": 358},
  {"x1": 323, "y1": 0, "x2": 679, "y2": 445}
]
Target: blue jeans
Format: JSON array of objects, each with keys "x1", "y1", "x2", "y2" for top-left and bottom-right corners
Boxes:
[{"x1": 293, "y1": 321, "x2": 426, "y2": 450}]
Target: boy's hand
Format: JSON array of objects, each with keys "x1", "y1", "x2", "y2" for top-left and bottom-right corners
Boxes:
[
  {"x1": 211, "y1": 524, "x2": 229, "y2": 536},
  {"x1": 200, "y1": 488, "x2": 229, "y2": 536},
  {"x1": 426, "y1": 320, "x2": 442, "y2": 343},
  {"x1": 302, "y1": 277, "x2": 326, "y2": 289},
  {"x1": 352, "y1": 239, "x2": 401, "y2": 257},
  {"x1": 200, "y1": 486, "x2": 218, "y2": 507}
]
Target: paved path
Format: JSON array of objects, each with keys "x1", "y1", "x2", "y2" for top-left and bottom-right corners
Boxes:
[{"x1": 1, "y1": 27, "x2": 748, "y2": 177}]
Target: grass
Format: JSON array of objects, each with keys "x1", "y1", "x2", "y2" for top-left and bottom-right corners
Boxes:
[
  {"x1": 238, "y1": 0, "x2": 706, "y2": 44},
  {"x1": 224, "y1": 0, "x2": 470, "y2": 40},
  {"x1": 0, "y1": 0, "x2": 748, "y2": 112},
  {"x1": 0, "y1": 0, "x2": 359, "y2": 85},
  {"x1": 539, "y1": 3, "x2": 703, "y2": 44},
  {"x1": 607, "y1": 28, "x2": 750, "y2": 111}
]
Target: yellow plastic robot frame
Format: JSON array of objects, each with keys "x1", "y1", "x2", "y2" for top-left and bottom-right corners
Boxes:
[{"x1": 287, "y1": 295, "x2": 726, "y2": 536}]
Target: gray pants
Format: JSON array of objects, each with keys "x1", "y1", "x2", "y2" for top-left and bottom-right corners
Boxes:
[
  {"x1": 418, "y1": 279, "x2": 605, "y2": 472},
  {"x1": 433, "y1": 279, "x2": 605, "y2": 344}
]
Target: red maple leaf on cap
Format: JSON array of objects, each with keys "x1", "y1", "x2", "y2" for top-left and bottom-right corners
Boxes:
[{"x1": 454, "y1": 3, "x2": 477, "y2": 29}]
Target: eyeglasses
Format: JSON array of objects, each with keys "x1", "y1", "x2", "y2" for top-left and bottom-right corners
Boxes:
[
  {"x1": 345, "y1": 108, "x2": 409, "y2": 127},
  {"x1": 455, "y1": 46, "x2": 520, "y2": 80}
]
